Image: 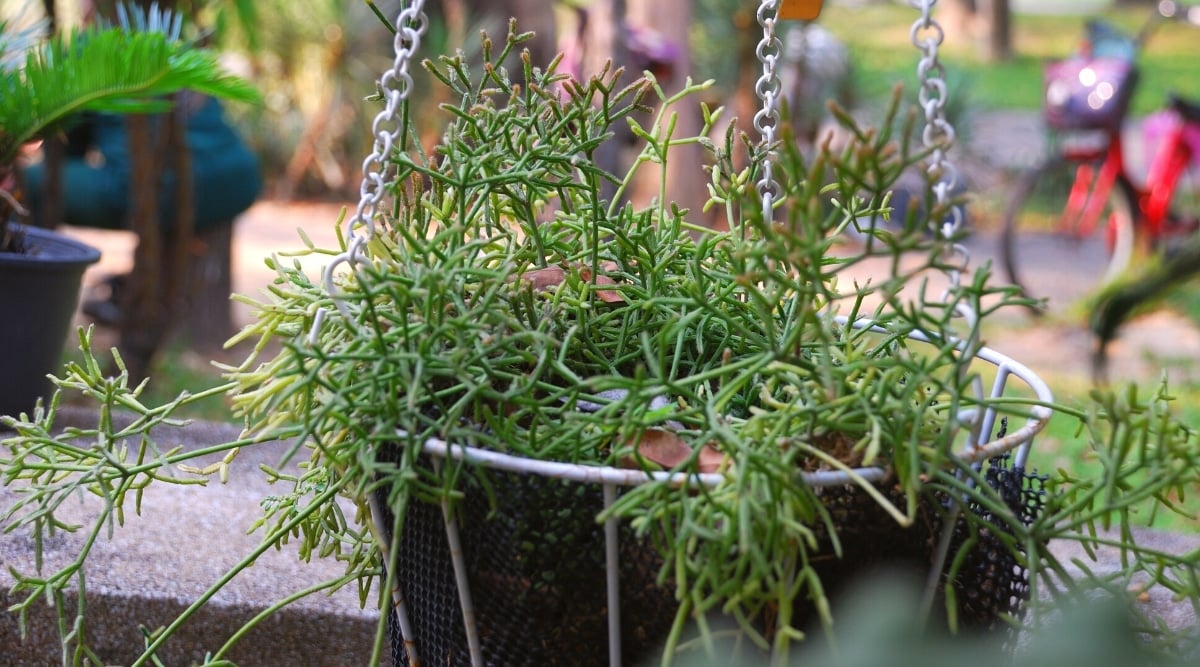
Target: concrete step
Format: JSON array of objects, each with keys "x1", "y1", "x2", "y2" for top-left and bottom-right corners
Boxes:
[{"x1": 1, "y1": 407, "x2": 388, "y2": 666}]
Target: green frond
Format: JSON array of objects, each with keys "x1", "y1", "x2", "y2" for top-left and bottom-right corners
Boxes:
[{"x1": 0, "y1": 25, "x2": 258, "y2": 163}]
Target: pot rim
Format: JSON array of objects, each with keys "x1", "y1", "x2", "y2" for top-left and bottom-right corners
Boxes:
[
  {"x1": 404, "y1": 321, "x2": 1055, "y2": 490},
  {"x1": 0, "y1": 223, "x2": 102, "y2": 270}
]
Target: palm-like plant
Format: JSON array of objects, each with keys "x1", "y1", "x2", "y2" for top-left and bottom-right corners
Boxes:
[{"x1": 0, "y1": 3, "x2": 257, "y2": 250}]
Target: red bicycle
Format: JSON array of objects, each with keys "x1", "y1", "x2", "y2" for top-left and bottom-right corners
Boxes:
[{"x1": 1000, "y1": 7, "x2": 1200, "y2": 313}]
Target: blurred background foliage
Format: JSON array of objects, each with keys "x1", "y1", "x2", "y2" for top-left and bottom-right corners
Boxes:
[
  {"x1": 203, "y1": 0, "x2": 565, "y2": 199},
  {"x1": 3, "y1": 1, "x2": 1198, "y2": 200},
  {"x1": 201, "y1": 0, "x2": 493, "y2": 200},
  {"x1": 2, "y1": 0, "x2": 856, "y2": 199}
]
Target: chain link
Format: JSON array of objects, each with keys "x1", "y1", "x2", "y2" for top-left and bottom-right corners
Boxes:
[
  {"x1": 316, "y1": 2, "x2": 965, "y2": 339},
  {"x1": 754, "y1": 0, "x2": 783, "y2": 224},
  {"x1": 910, "y1": 1, "x2": 968, "y2": 299},
  {"x1": 313, "y1": 1, "x2": 428, "y2": 341}
]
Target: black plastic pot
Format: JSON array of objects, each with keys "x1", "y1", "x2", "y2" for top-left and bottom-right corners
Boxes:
[{"x1": 0, "y1": 224, "x2": 100, "y2": 419}]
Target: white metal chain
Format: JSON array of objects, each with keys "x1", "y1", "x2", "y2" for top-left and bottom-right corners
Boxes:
[
  {"x1": 754, "y1": 0, "x2": 783, "y2": 224},
  {"x1": 909, "y1": 0, "x2": 983, "y2": 421},
  {"x1": 313, "y1": 1, "x2": 429, "y2": 342},
  {"x1": 909, "y1": 0, "x2": 968, "y2": 300}
]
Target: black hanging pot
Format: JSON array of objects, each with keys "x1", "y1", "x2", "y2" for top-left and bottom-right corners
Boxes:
[{"x1": 0, "y1": 223, "x2": 100, "y2": 420}]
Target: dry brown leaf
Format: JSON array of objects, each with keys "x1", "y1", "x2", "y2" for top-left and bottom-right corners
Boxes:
[
  {"x1": 633, "y1": 428, "x2": 692, "y2": 468},
  {"x1": 514, "y1": 265, "x2": 567, "y2": 292},
  {"x1": 511, "y1": 263, "x2": 625, "y2": 303},
  {"x1": 696, "y1": 443, "x2": 727, "y2": 473},
  {"x1": 577, "y1": 263, "x2": 624, "y2": 304},
  {"x1": 627, "y1": 428, "x2": 727, "y2": 473}
]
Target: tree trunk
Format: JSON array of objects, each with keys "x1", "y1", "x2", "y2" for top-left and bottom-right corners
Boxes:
[
  {"x1": 118, "y1": 113, "x2": 167, "y2": 382},
  {"x1": 982, "y1": 0, "x2": 1012, "y2": 62},
  {"x1": 37, "y1": 0, "x2": 63, "y2": 231},
  {"x1": 942, "y1": 0, "x2": 1012, "y2": 62},
  {"x1": 115, "y1": 0, "x2": 197, "y2": 378},
  {"x1": 627, "y1": 0, "x2": 705, "y2": 216},
  {"x1": 166, "y1": 95, "x2": 198, "y2": 345},
  {"x1": 580, "y1": 0, "x2": 629, "y2": 205}
]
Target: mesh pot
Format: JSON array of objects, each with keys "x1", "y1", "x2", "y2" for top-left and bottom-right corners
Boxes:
[{"x1": 379, "y1": 332, "x2": 1054, "y2": 667}]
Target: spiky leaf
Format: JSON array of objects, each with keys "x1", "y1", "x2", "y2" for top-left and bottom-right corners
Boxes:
[{"x1": 0, "y1": 25, "x2": 258, "y2": 162}]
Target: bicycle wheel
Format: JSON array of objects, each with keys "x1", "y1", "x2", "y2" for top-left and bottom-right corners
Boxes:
[{"x1": 1000, "y1": 155, "x2": 1139, "y2": 313}]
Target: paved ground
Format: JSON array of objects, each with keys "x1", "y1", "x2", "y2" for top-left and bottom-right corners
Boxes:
[{"x1": 0, "y1": 407, "x2": 384, "y2": 666}]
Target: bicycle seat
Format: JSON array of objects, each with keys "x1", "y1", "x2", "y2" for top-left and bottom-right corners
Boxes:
[{"x1": 1168, "y1": 93, "x2": 1200, "y2": 124}]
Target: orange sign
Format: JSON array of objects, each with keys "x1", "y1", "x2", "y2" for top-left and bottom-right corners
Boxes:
[{"x1": 778, "y1": 0, "x2": 823, "y2": 20}]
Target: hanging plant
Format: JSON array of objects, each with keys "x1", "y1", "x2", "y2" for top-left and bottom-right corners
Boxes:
[{"x1": 213, "y1": 18, "x2": 1045, "y2": 662}]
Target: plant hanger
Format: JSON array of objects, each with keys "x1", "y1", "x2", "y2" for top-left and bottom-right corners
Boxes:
[
  {"x1": 306, "y1": 1, "x2": 1053, "y2": 665},
  {"x1": 312, "y1": 0, "x2": 430, "y2": 339}
]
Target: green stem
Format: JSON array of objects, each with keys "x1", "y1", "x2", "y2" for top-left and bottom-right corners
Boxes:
[
  {"x1": 210, "y1": 570, "x2": 372, "y2": 660},
  {"x1": 130, "y1": 477, "x2": 349, "y2": 666}
]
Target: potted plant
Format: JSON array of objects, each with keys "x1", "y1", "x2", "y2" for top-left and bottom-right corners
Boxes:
[
  {"x1": 227, "y1": 35, "x2": 1062, "y2": 662},
  {"x1": 4, "y1": 12, "x2": 1200, "y2": 667},
  {"x1": 0, "y1": 4, "x2": 256, "y2": 418}
]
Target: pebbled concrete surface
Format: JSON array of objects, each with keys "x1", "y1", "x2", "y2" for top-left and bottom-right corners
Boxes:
[{"x1": 0, "y1": 406, "x2": 389, "y2": 667}]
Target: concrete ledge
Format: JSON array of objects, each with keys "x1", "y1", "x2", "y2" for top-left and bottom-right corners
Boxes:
[
  {"x1": 1042, "y1": 527, "x2": 1200, "y2": 634},
  {"x1": 1, "y1": 407, "x2": 388, "y2": 666}
]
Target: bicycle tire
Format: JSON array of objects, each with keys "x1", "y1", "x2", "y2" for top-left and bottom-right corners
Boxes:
[{"x1": 1000, "y1": 155, "x2": 1139, "y2": 313}]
